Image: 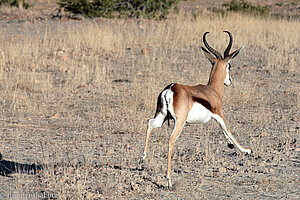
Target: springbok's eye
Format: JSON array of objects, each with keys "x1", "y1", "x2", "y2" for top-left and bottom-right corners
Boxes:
[{"x1": 228, "y1": 64, "x2": 231, "y2": 71}]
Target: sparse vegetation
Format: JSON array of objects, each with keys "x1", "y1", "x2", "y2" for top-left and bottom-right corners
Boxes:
[
  {"x1": 57, "y1": 0, "x2": 179, "y2": 19},
  {"x1": 0, "y1": 0, "x2": 32, "y2": 9},
  {"x1": 208, "y1": 0, "x2": 270, "y2": 17},
  {"x1": 222, "y1": 0, "x2": 270, "y2": 16}
]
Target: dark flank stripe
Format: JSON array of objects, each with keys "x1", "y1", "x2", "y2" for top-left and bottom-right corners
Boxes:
[{"x1": 192, "y1": 97, "x2": 212, "y2": 112}]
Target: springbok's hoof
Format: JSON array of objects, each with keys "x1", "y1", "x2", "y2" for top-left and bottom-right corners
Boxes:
[
  {"x1": 166, "y1": 175, "x2": 173, "y2": 191},
  {"x1": 138, "y1": 157, "x2": 144, "y2": 165},
  {"x1": 138, "y1": 152, "x2": 146, "y2": 165},
  {"x1": 167, "y1": 182, "x2": 177, "y2": 191},
  {"x1": 227, "y1": 143, "x2": 235, "y2": 149},
  {"x1": 246, "y1": 149, "x2": 253, "y2": 155}
]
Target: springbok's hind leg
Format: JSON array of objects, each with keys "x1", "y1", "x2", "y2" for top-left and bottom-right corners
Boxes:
[
  {"x1": 222, "y1": 130, "x2": 235, "y2": 149},
  {"x1": 166, "y1": 119, "x2": 185, "y2": 190},
  {"x1": 212, "y1": 113, "x2": 252, "y2": 154},
  {"x1": 138, "y1": 113, "x2": 166, "y2": 164}
]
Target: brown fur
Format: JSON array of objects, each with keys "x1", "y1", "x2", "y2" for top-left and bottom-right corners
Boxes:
[{"x1": 171, "y1": 82, "x2": 223, "y2": 118}]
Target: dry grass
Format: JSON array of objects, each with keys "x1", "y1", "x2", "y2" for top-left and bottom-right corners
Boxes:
[
  {"x1": 0, "y1": 0, "x2": 58, "y2": 20},
  {"x1": 0, "y1": 12, "x2": 299, "y2": 199}
]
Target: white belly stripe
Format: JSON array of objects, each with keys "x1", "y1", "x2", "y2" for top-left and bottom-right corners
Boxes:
[{"x1": 186, "y1": 102, "x2": 212, "y2": 124}]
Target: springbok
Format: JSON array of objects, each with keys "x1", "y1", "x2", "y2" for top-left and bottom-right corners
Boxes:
[{"x1": 138, "y1": 31, "x2": 252, "y2": 189}]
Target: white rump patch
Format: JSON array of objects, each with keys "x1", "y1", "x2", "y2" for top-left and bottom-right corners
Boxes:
[{"x1": 161, "y1": 89, "x2": 175, "y2": 118}]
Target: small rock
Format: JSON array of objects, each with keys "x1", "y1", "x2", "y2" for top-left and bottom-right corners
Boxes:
[
  {"x1": 50, "y1": 113, "x2": 60, "y2": 119},
  {"x1": 130, "y1": 182, "x2": 139, "y2": 191},
  {"x1": 125, "y1": 144, "x2": 130, "y2": 149},
  {"x1": 259, "y1": 162, "x2": 266, "y2": 167},
  {"x1": 268, "y1": 168, "x2": 275, "y2": 173},
  {"x1": 238, "y1": 160, "x2": 244, "y2": 166},
  {"x1": 260, "y1": 132, "x2": 270, "y2": 138},
  {"x1": 228, "y1": 165, "x2": 236, "y2": 170},
  {"x1": 219, "y1": 167, "x2": 227, "y2": 173},
  {"x1": 71, "y1": 14, "x2": 85, "y2": 20},
  {"x1": 141, "y1": 48, "x2": 151, "y2": 55},
  {"x1": 213, "y1": 171, "x2": 218, "y2": 178},
  {"x1": 113, "y1": 164, "x2": 121, "y2": 170}
]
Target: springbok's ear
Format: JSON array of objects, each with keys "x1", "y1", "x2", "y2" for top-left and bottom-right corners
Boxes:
[
  {"x1": 224, "y1": 46, "x2": 244, "y2": 64},
  {"x1": 201, "y1": 47, "x2": 216, "y2": 65}
]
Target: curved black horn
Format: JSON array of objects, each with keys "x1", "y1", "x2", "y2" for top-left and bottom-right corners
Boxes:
[
  {"x1": 203, "y1": 32, "x2": 222, "y2": 59},
  {"x1": 223, "y1": 31, "x2": 233, "y2": 57}
]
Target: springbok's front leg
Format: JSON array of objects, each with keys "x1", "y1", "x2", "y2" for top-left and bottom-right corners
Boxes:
[
  {"x1": 212, "y1": 113, "x2": 252, "y2": 154},
  {"x1": 167, "y1": 119, "x2": 185, "y2": 190}
]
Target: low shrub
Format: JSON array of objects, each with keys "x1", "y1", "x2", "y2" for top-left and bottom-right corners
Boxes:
[
  {"x1": 0, "y1": 0, "x2": 32, "y2": 9},
  {"x1": 222, "y1": 0, "x2": 270, "y2": 16},
  {"x1": 57, "y1": 0, "x2": 179, "y2": 19}
]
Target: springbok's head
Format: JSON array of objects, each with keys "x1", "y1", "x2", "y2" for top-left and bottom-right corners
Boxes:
[{"x1": 201, "y1": 31, "x2": 244, "y2": 86}]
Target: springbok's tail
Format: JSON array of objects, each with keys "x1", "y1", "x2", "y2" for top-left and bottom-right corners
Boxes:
[{"x1": 154, "y1": 83, "x2": 175, "y2": 126}]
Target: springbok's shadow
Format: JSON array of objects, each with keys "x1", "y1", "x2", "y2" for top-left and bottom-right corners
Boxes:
[{"x1": 0, "y1": 153, "x2": 42, "y2": 176}]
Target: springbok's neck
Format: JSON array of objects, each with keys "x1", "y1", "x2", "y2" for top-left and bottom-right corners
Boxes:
[{"x1": 207, "y1": 65, "x2": 225, "y2": 97}]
